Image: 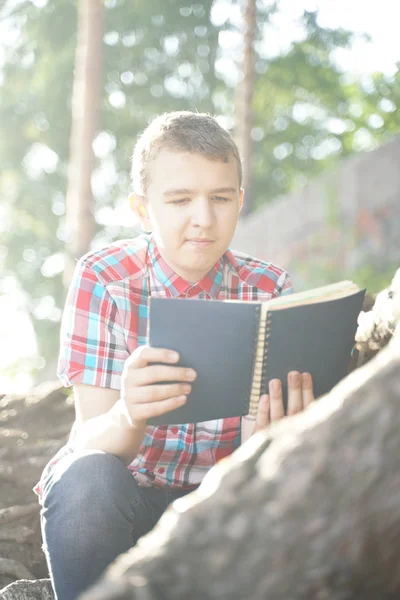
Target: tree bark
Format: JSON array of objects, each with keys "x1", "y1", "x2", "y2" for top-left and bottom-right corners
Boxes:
[
  {"x1": 235, "y1": 0, "x2": 256, "y2": 217},
  {"x1": 82, "y1": 330, "x2": 400, "y2": 600},
  {"x1": 0, "y1": 579, "x2": 53, "y2": 600},
  {"x1": 64, "y1": 0, "x2": 104, "y2": 288}
]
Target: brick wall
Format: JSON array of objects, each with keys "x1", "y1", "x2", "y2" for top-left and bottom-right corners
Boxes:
[{"x1": 232, "y1": 136, "x2": 400, "y2": 289}]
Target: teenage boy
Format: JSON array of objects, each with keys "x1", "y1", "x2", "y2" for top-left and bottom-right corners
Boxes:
[{"x1": 36, "y1": 111, "x2": 314, "y2": 600}]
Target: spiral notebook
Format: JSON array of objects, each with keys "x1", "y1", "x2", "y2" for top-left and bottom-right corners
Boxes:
[{"x1": 147, "y1": 281, "x2": 366, "y2": 426}]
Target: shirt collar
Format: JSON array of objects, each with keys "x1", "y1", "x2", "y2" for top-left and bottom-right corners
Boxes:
[{"x1": 147, "y1": 236, "x2": 225, "y2": 299}]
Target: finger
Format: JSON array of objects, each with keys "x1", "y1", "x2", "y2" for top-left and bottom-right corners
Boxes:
[
  {"x1": 130, "y1": 395, "x2": 187, "y2": 422},
  {"x1": 132, "y1": 382, "x2": 192, "y2": 404},
  {"x1": 301, "y1": 372, "x2": 314, "y2": 408},
  {"x1": 128, "y1": 346, "x2": 180, "y2": 369},
  {"x1": 287, "y1": 371, "x2": 303, "y2": 416},
  {"x1": 131, "y1": 364, "x2": 197, "y2": 386},
  {"x1": 254, "y1": 394, "x2": 270, "y2": 432},
  {"x1": 269, "y1": 379, "x2": 285, "y2": 421}
]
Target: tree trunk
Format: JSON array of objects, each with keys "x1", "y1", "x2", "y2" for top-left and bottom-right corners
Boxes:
[
  {"x1": 82, "y1": 330, "x2": 400, "y2": 600},
  {"x1": 64, "y1": 0, "x2": 104, "y2": 288},
  {"x1": 235, "y1": 0, "x2": 256, "y2": 217}
]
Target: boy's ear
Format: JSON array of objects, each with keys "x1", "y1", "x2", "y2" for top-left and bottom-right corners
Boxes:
[
  {"x1": 239, "y1": 188, "x2": 245, "y2": 212},
  {"x1": 129, "y1": 193, "x2": 152, "y2": 232}
]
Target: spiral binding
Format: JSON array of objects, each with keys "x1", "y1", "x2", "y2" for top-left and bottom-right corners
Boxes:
[{"x1": 248, "y1": 303, "x2": 271, "y2": 417}]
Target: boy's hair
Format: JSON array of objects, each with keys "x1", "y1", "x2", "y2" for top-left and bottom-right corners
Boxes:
[{"x1": 131, "y1": 111, "x2": 242, "y2": 195}]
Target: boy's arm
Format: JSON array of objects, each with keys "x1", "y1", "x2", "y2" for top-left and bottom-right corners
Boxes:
[
  {"x1": 72, "y1": 384, "x2": 146, "y2": 466},
  {"x1": 72, "y1": 346, "x2": 197, "y2": 465},
  {"x1": 58, "y1": 256, "x2": 196, "y2": 465}
]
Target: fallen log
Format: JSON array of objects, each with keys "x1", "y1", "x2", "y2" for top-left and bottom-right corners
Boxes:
[{"x1": 82, "y1": 324, "x2": 400, "y2": 599}]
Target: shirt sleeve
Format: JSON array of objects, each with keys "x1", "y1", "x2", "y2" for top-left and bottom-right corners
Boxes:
[
  {"x1": 57, "y1": 256, "x2": 130, "y2": 390},
  {"x1": 274, "y1": 270, "x2": 294, "y2": 297}
]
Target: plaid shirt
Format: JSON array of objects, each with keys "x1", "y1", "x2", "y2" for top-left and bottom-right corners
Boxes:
[{"x1": 34, "y1": 234, "x2": 292, "y2": 500}]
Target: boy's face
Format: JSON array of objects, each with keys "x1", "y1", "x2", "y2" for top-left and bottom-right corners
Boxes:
[{"x1": 135, "y1": 150, "x2": 243, "y2": 283}]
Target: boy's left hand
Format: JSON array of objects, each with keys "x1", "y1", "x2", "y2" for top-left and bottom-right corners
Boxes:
[{"x1": 253, "y1": 371, "x2": 314, "y2": 435}]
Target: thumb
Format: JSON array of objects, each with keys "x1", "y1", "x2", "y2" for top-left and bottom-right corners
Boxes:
[{"x1": 254, "y1": 394, "x2": 270, "y2": 433}]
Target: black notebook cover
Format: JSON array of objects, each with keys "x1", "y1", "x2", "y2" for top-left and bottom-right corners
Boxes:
[
  {"x1": 147, "y1": 289, "x2": 365, "y2": 426},
  {"x1": 148, "y1": 299, "x2": 259, "y2": 425},
  {"x1": 262, "y1": 289, "x2": 366, "y2": 404}
]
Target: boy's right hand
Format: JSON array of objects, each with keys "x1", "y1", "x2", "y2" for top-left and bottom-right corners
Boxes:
[{"x1": 121, "y1": 345, "x2": 197, "y2": 426}]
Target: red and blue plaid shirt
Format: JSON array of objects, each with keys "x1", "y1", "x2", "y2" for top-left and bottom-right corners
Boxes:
[{"x1": 34, "y1": 234, "x2": 292, "y2": 500}]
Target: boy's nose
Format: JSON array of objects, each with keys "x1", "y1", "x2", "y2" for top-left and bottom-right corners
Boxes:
[{"x1": 191, "y1": 198, "x2": 214, "y2": 228}]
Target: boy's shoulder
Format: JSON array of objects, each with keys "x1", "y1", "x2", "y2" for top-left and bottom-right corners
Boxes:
[
  {"x1": 77, "y1": 234, "x2": 150, "y2": 285},
  {"x1": 227, "y1": 248, "x2": 291, "y2": 294}
]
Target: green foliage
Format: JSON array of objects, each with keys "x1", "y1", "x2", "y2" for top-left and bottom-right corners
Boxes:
[
  {"x1": 250, "y1": 11, "x2": 400, "y2": 208},
  {"x1": 351, "y1": 262, "x2": 398, "y2": 295},
  {"x1": 291, "y1": 256, "x2": 398, "y2": 298},
  {"x1": 0, "y1": 0, "x2": 220, "y2": 373}
]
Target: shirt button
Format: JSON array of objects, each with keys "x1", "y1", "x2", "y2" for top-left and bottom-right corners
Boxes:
[
  {"x1": 170, "y1": 426, "x2": 178, "y2": 434},
  {"x1": 158, "y1": 467, "x2": 165, "y2": 474},
  {"x1": 187, "y1": 286, "x2": 200, "y2": 298}
]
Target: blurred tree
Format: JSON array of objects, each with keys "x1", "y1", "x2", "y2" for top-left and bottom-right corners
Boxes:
[
  {"x1": 0, "y1": 0, "x2": 399, "y2": 381},
  {"x1": 0, "y1": 0, "x2": 220, "y2": 376},
  {"x1": 234, "y1": 0, "x2": 257, "y2": 216},
  {"x1": 249, "y1": 11, "x2": 400, "y2": 208},
  {"x1": 0, "y1": 0, "x2": 78, "y2": 381},
  {"x1": 64, "y1": 0, "x2": 104, "y2": 286}
]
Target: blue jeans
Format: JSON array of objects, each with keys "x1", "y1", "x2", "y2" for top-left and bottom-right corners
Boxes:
[{"x1": 40, "y1": 451, "x2": 196, "y2": 600}]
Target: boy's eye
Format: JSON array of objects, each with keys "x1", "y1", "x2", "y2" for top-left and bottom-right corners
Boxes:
[
  {"x1": 170, "y1": 198, "x2": 190, "y2": 205},
  {"x1": 169, "y1": 196, "x2": 231, "y2": 204}
]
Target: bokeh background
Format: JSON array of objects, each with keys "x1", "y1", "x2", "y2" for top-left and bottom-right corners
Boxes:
[{"x1": 1, "y1": 0, "x2": 400, "y2": 394}]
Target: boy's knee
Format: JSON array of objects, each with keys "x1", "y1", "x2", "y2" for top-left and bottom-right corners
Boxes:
[{"x1": 42, "y1": 450, "x2": 131, "y2": 509}]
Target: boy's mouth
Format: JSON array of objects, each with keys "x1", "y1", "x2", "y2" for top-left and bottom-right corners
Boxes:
[{"x1": 186, "y1": 238, "x2": 214, "y2": 247}]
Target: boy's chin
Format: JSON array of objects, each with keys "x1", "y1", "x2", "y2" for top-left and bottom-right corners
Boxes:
[{"x1": 178, "y1": 255, "x2": 220, "y2": 280}]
